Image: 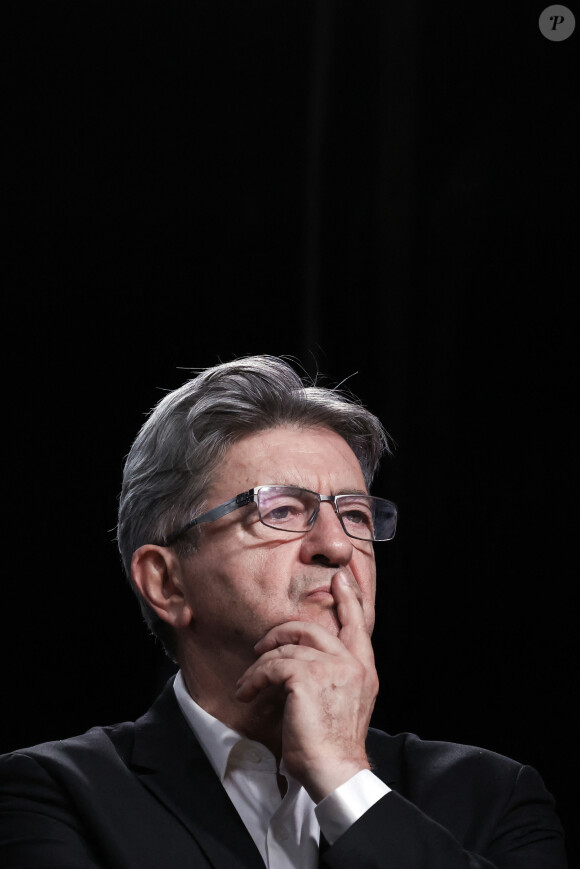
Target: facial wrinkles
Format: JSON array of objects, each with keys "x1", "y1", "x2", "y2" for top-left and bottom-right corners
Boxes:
[
  {"x1": 210, "y1": 496, "x2": 375, "y2": 611},
  {"x1": 194, "y1": 428, "x2": 376, "y2": 626},
  {"x1": 288, "y1": 569, "x2": 364, "y2": 606},
  {"x1": 274, "y1": 457, "x2": 353, "y2": 496},
  {"x1": 218, "y1": 433, "x2": 358, "y2": 496}
]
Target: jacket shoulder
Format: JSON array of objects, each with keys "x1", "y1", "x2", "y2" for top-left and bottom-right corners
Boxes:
[
  {"x1": 367, "y1": 726, "x2": 523, "y2": 773},
  {"x1": 1, "y1": 720, "x2": 135, "y2": 768},
  {"x1": 366, "y1": 726, "x2": 542, "y2": 802}
]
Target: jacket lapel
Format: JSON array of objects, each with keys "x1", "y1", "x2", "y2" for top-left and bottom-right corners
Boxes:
[
  {"x1": 122, "y1": 680, "x2": 402, "y2": 869},
  {"x1": 128, "y1": 679, "x2": 265, "y2": 869}
]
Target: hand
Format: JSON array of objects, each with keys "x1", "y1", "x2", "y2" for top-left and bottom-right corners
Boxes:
[{"x1": 235, "y1": 569, "x2": 379, "y2": 802}]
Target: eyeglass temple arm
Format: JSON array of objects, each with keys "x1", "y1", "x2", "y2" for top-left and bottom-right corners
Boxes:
[{"x1": 162, "y1": 490, "x2": 255, "y2": 546}]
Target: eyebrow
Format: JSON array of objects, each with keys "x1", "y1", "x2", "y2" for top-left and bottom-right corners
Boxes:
[
  {"x1": 335, "y1": 488, "x2": 369, "y2": 496},
  {"x1": 269, "y1": 483, "x2": 369, "y2": 496}
]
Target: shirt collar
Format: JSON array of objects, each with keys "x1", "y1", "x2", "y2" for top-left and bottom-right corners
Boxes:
[{"x1": 173, "y1": 670, "x2": 278, "y2": 781}]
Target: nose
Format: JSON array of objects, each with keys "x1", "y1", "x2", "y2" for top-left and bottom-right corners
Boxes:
[{"x1": 299, "y1": 500, "x2": 354, "y2": 566}]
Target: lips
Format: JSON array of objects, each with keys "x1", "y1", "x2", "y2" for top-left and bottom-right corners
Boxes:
[
  {"x1": 305, "y1": 586, "x2": 334, "y2": 601},
  {"x1": 299, "y1": 573, "x2": 364, "y2": 607}
]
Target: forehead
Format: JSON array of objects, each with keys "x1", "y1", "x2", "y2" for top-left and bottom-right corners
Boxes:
[{"x1": 212, "y1": 425, "x2": 367, "y2": 494}]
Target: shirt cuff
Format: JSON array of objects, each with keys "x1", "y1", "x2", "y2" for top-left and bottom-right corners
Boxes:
[{"x1": 314, "y1": 769, "x2": 391, "y2": 846}]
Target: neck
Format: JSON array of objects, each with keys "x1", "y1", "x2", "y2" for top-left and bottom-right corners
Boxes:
[{"x1": 178, "y1": 647, "x2": 285, "y2": 762}]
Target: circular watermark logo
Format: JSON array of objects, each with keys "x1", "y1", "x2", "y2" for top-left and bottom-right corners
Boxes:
[{"x1": 539, "y1": 5, "x2": 576, "y2": 40}]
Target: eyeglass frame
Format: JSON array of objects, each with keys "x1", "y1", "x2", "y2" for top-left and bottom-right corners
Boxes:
[{"x1": 160, "y1": 485, "x2": 398, "y2": 546}]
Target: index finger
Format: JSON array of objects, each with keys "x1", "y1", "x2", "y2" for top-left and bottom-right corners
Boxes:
[
  {"x1": 254, "y1": 620, "x2": 343, "y2": 656},
  {"x1": 333, "y1": 570, "x2": 375, "y2": 665}
]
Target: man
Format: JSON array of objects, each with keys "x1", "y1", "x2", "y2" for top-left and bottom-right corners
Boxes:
[{"x1": 0, "y1": 355, "x2": 567, "y2": 867}]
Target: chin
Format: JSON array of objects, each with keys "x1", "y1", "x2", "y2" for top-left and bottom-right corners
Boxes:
[{"x1": 310, "y1": 608, "x2": 340, "y2": 636}]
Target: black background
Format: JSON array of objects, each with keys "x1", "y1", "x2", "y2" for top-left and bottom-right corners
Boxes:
[{"x1": 4, "y1": 1, "x2": 578, "y2": 863}]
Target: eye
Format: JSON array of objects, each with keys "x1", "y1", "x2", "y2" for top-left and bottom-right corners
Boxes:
[
  {"x1": 338, "y1": 497, "x2": 375, "y2": 532},
  {"x1": 267, "y1": 503, "x2": 302, "y2": 521},
  {"x1": 260, "y1": 495, "x2": 307, "y2": 525},
  {"x1": 342, "y1": 509, "x2": 373, "y2": 527}
]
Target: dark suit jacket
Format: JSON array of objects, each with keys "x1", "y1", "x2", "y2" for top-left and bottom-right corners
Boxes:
[{"x1": 0, "y1": 678, "x2": 567, "y2": 868}]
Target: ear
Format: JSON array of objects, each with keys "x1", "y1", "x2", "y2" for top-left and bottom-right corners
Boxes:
[{"x1": 131, "y1": 544, "x2": 194, "y2": 629}]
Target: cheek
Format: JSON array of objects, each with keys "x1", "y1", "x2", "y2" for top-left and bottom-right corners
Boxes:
[
  {"x1": 208, "y1": 545, "x2": 283, "y2": 600},
  {"x1": 356, "y1": 549, "x2": 376, "y2": 588},
  {"x1": 359, "y1": 560, "x2": 377, "y2": 629},
  {"x1": 365, "y1": 596, "x2": 376, "y2": 632}
]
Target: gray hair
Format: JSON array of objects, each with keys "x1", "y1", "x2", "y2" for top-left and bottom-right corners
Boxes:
[{"x1": 117, "y1": 355, "x2": 391, "y2": 659}]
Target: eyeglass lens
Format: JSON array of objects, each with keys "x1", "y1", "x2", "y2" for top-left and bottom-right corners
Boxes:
[{"x1": 256, "y1": 487, "x2": 396, "y2": 541}]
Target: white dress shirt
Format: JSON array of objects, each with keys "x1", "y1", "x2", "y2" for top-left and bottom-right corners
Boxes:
[{"x1": 173, "y1": 671, "x2": 390, "y2": 868}]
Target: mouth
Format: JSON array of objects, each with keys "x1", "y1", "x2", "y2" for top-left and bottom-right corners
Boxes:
[{"x1": 305, "y1": 586, "x2": 335, "y2": 603}]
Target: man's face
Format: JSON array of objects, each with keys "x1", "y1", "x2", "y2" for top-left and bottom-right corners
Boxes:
[{"x1": 177, "y1": 425, "x2": 376, "y2": 660}]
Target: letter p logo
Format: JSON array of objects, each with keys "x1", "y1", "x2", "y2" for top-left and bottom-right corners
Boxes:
[{"x1": 539, "y1": 5, "x2": 576, "y2": 40}]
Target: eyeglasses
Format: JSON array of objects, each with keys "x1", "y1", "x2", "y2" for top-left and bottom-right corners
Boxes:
[{"x1": 162, "y1": 485, "x2": 397, "y2": 546}]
